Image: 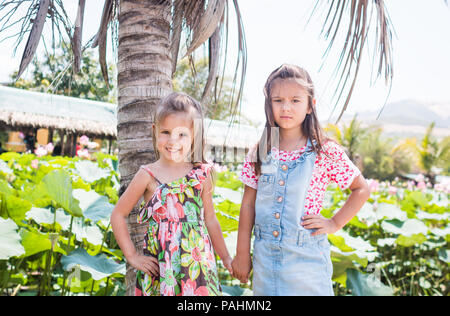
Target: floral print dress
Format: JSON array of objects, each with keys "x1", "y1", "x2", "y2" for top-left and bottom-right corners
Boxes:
[{"x1": 135, "y1": 163, "x2": 222, "y2": 296}]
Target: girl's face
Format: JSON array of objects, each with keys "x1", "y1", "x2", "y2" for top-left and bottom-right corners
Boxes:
[
  {"x1": 154, "y1": 112, "x2": 193, "y2": 163},
  {"x1": 270, "y1": 78, "x2": 314, "y2": 131}
]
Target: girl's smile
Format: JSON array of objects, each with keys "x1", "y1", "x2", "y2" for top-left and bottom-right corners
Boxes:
[{"x1": 155, "y1": 112, "x2": 193, "y2": 163}]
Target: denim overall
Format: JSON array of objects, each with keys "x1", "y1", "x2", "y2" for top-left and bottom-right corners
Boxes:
[{"x1": 252, "y1": 139, "x2": 333, "y2": 296}]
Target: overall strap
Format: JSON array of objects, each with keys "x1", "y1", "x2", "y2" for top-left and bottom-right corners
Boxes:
[{"x1": 140, "y1": 166, "x2": 162, "y2": 185}]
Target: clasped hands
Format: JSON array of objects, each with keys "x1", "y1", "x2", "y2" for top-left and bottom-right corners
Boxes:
[{"x1": 231, "y1": 214, "x2": 338, "y2": 283}]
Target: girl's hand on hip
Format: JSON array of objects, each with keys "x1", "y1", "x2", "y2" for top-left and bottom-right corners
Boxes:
[
  {"x1": 301, "y1": 214, "x2": 339, "y2": 236},
  {"x1": 128, "y1": 253, "x2": 159, "y2": 277}
]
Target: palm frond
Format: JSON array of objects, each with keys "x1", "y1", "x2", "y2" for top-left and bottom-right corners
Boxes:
[
  {"x1": 17, "y1": 0, "x2": 50, "y2": 78},
  {"x1": 71, "y1": 0, "x2": 86, "y2": 74},
  {"x1": 313, "y1": 0, "x2": 394, "y2": 123},
  {"x1": 0, "y1": 0, "x2": 75, "y2": 79},
  {"x1": 201, "y1": 20, "x2": 222, "y2": 103},
  {"x1": 1, "y1": 0, "x2": 246, "y2": 113},
  {"x1": 170, "y1": 0, "x2": 185, "y2": 76},
  {"x1": 174, "y1": 0, "x2": 246, "y2": 128},
  {"x1": 92, "y1": 0, "x2": 116, "y2": 89},
  {"x1": 185, "y1": 0, "x2": 226, "y2": 56}
]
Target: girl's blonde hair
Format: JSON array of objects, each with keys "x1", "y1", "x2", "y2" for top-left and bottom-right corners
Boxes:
[
  {"x1": 152, "y1": 92, "x2": 216, "y2": 191},
  {"x1": 253, "y1": 64, "x2": 327, "y2": 176},
  {"x1": 152, "y1": 92, "x2": 205, "y2": 163}
]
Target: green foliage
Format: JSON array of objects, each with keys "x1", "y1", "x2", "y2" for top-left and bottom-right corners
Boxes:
[
  {"x1": 173, "y1": 58, "x2": 231, "y2": 120},
  {"x1": 326, "y1": 118, "x2": 413, "y2": 181},
  {"x1": 325, "y1": 114, "x2": 367, "y2": 161},
  {"x1": 359, "y1": 127, "x2": 412, "y2": 181},
  {"x1": 8, "y1": 42, "x2": 116, "y2": 104},
  {"x1": 1, "y1": 153, "x2": 448, "y2": 296},
  {"x1": 0, "y1": 153, "x2": 120, "y2": 296},
  {"x1": 214, "y1": 170, "x2": 449, "y2": 296},
  {"x1": 173, "y1": 58, "x2": 255, "y2": 125},
  {"x1": 411, "y1": 123, "x2": 450, "y2": 181}
]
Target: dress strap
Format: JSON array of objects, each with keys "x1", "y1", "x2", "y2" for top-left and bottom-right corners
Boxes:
[{"x1": 140, "y1": 166, "x2": 162, "y2": 185}]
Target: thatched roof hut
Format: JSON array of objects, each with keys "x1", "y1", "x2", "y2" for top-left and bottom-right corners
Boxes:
[
  {"x1": 0, "y1": 85, "x2": 116, "y2": 137},
  {"x1": 0, "y1": 85, "x2": 262, "y2": 160}
]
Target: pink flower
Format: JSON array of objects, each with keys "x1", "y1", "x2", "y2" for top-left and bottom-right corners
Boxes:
[
  {"x1": 160, "y1": 251, "x2": 176, "y2": 296},
  {"x1": 79, "y1": 135, "x2": 89, "y2": 146},
  {"x1": 434, "y1": 183, "x2": 443, "y2": 192},
  {"x1": 388, "y1": 186, "x2": 398, "y2": 195},
  {"x1": 213, "y1": 163, "x2": 228, "y2": 173},
  {"x1": 417, "y1": 181, "x2": 426, "y2": 190},
  {"x1": 415, "y1": 174, "x2": 425, "y2": 182},
  {"x1": 168, "y1": 222, "x2": 181, "y2": 255},
  {"x1": 34, "y1": 146, "x2": 47, "y2": 157},
  {"x1": 368, "y1": 179, "x2": 379, "y2": 193},
  {"x1": 18, "y1": 132, "x2": 25, "y2": 139},
  {"x1": 45, "y1": 142, "x2": 54, "y2": 153},
  {"x1": 158, "y1": 222, "x2": 170, "y2": 251},
  {"x1": 166, "y1": 194, "x2": 184, "y2": 221},
  {"x1": 181, "y1": 279, "x2": 209, "y2": 296},
  {"x1": 407, "y1": 181, "x2": 414, "y2": 191},
  {"x1": 77, "y1": 149, "x2": 90, "y2": 159},
  {"x1": 31, "y1": 159, "x2": 39, "y2": 169},
  {"x1": 87, "y1": 141, "x2": 99, "y2": 149}
]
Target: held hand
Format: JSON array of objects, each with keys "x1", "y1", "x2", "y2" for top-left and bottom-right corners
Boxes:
[
  {"x1": 127, "y1": 253, "x2": 159, "y2": 277},
  {"x1": 231, "y1": 254, "x2": 252, "y2": 283},
  {"x1": 301, "y1": 214, "x2": 339, "y2": 236},
  {"x1": 222, "y1": 256, "x2": 233, "y2": 275}
]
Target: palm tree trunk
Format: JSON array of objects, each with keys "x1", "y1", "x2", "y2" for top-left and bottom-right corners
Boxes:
[{"x1": 117, "y1": 0, "x2": 173, "y2": 296}]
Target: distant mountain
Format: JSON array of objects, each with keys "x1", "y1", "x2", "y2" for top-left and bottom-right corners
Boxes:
[{"x1": 336, "y1": 100, "x2": 450, "y2": 139}]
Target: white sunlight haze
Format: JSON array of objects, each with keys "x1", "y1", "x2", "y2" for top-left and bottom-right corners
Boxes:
[{"x1": 0, "y1": 0, "x2": 449, "y2": 126}]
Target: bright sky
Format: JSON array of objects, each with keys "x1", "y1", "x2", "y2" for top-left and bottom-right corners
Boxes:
[{"x1": 0, "y1": 0, "x2": 449, "y2": 126}]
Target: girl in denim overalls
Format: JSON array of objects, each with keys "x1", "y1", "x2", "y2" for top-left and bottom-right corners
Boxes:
[{"x1": 232, "y1": 64, "x2": 370, "y2": 296}]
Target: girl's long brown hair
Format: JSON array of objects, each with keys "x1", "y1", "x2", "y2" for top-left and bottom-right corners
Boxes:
[{"x1": 253, "y1": 64, "x2": 327, "y2": 176}]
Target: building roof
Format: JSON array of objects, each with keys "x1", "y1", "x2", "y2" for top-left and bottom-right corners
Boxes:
[
  {"x1": 204, "y1": 118, "x2": 262, "y2": 149},
  {"x1": 0, "y1": 85, "x2": 262, "y2": 147},
  {"x1": 0, "y1": 85, "x2": 117, "y2": 137}
]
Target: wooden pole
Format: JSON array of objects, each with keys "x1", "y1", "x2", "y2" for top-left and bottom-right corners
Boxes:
[
  {"x1": 108, "y1": 135, "x2": 112, "y2": 154},
  {"x1": 59, "y1": 131, "x2": 66, "y2": 156},
  {"x1": 47, "y1": 128, "x2": 53, "y2": 144},
  {"x1": 71, "y1": 133, "x2": 77, "y2": 157}
]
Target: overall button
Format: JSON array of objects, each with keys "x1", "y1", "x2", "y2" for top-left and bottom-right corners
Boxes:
[
  {"x1": 277, "y1": 196, "x2": 283, "y2": 203},
  {"x1": 272, "y1": 230, "x2": 279, "y2": 237},
  {"x1": 281, "y1": 164, "x2": 288, "y2": 171},
  {"x1": 274, "y1": 212, "x2": 280, "y2": 219},
  {"x1": 278, "y1": 180, "x2": 285, "y2": 186}
]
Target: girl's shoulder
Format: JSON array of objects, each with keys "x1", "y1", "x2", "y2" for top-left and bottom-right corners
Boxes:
[
  {"x1": 319, "y1": 138, "x2": 346, "y2": 160},
  {"x1": 194, "y1": 162, "x2": 214, "y2": 178},
  {"x1": 138, "y1": 163, "x2": 162, "y2": 185}
]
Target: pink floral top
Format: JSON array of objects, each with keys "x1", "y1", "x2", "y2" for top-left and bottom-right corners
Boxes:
[{"x1": 239, "y1": 140, "x2": 361, "y2": 215}]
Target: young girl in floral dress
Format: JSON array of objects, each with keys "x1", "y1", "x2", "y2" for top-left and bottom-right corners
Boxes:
[
  {"x1": 111, "y1": 92, "x2": 232, "y2": 296},
  {"x1": 231, "y1": 64, "x2": 370, "y2": 295}
]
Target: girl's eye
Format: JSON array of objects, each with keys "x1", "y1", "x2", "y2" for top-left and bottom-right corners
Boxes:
[
  {"x1": 180, "y1": 133, "x2": 188, "y2": 137},
  {"x1": 293, "y1": 99, "x2": 301, "y2": 103},
  {"x1": 161, "y1": 131, "x2": 170, "y2": 134}
]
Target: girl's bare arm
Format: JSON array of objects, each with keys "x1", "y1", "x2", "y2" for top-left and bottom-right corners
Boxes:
[
  {"x1": 202, "y1": 172, "x2": 233, "y2": 273},
  {"x1": 331, "y1": 174, "x2": 370, "y2": 229},
  {"x1": 302, "y1": 174, "x2": 370, "y2": 235},
  {"x1": 232, "y1": 184, "x2": 257, "y2": 282},
  {"x1": 110, "y1": 169, "x2": 159, "y2": 276}
]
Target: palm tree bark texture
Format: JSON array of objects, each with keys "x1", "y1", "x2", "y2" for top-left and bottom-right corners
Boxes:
[{"x1": 117, "y1": 0, "x2": 173, "y2": 296}]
